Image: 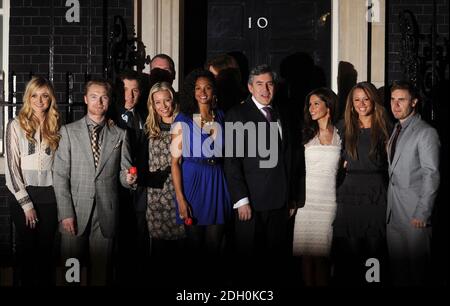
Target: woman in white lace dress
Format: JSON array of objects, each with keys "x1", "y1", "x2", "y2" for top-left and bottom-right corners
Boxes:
[{"x1": 293, "y1": 87, "x2": 341, "y2": 286}]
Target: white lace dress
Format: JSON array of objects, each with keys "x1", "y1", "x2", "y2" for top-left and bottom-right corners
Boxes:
[{"x1": 293, "y1": 128, "x2": 341, "y2": 257}]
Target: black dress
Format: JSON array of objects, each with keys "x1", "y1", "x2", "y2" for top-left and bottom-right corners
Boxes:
[
  {"x1": 333, "y1": 128, "x2": 388, "y2": 238},
  {"x1": 332, "y1": 121, "x2": 389, "y2": 286}
]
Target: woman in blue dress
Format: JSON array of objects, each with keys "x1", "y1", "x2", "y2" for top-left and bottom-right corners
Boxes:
[{"x1": 171, "y1": 69, "x2": 231, "y2": 255}]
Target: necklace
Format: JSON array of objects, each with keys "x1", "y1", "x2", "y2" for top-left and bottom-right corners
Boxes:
[{"x1": 200, "y1": 110, "x2": 215, "y2": 126}]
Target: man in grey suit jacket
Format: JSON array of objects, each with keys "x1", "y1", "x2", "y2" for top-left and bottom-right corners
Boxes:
[
  {"x1": 387, "y1": 81, "x2": 440, "y2": 286},
  {"x1": 53, "y1": 80, "x2": 136, "y2": 285}
]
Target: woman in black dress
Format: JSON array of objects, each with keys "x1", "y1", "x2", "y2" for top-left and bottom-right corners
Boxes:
[{"x1": 332, "y1": 82, "x2": 392, "y2": 286}]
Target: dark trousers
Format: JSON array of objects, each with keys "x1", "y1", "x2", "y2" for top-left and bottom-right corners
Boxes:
[
  {"x1": 233, "y1": 206, "x2": 289, "y2": 287},
  {"x1": 9, "y1": 188, "x2": 58, "y2": 287},
  {"x1": 134, "y1": 211, "x2": 151, "y2": 282},
  {"x1": 116, "y1": 201, "x2": 150, "y2": 286},
  {"x1": 235, "y1": 206, "x2": 288, "y2": 256}
]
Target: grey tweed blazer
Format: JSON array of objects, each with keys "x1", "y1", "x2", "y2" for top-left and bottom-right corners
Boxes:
[{"x1": 53, "y1": 116, "x2": 132, "y2": 238}]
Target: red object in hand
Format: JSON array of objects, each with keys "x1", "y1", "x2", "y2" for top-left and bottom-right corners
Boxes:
[
  {"x1": 129, "y1": 167, "x2": 137, "y2": 175},
  {"x1": 184, "y1": 217, "x2": 193, "y2": 226}
]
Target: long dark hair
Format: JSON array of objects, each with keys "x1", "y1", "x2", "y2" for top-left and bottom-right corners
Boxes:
[
  {"x1": 180, "y1": 69, "x2": 217, "y2": 116},
  {"x1": 344, "y1": 82, "x2": 391, "y2": 160},
  {"x1": 302, "y1": 87, "x2": 338, "y2": 144}
]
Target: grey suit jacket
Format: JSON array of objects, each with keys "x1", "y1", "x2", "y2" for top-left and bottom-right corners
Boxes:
[
  {"x1": 387, "y1": 113, "x2": 440, "y2": 226},
  {"x1": 53, "y1": 116, "x2": 132, "y2": 238}
]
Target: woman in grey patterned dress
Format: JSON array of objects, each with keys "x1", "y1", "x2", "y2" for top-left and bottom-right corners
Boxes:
[{"x1": 145, "y1": 82, "x2": 185, "y2": 256}]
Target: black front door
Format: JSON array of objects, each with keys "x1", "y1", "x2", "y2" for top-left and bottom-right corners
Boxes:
[{"x1": 206, "y1": 0, "x2": 331, "y2": 86}]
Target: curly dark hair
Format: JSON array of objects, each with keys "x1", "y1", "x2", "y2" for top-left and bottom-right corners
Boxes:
[{"x1": 180, "y1": 69, "x2": 217, "y2": 115}]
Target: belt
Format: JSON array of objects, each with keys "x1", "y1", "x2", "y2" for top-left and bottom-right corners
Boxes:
[{"x1": 184, "y1": 157, "x2": 223, "y2": 166}]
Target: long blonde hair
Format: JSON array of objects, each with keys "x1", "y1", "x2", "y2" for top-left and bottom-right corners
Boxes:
[
  {"x1": 145, "y1": 82, "x2": 178, "y2": 139},
  {"x1": 18, "y1": 76, "x2": 61, "y2": 151},
  {"x1": 344, "y1": 82, "x2": 390, "y2": 160}
]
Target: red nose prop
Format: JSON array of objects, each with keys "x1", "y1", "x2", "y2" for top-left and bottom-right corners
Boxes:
[
  {"x1": 129, "y1": 167, "x2": 137, "y2": 175},
  {"x1": 184, "y1": 217, "x2": 193, "y2": 226}
]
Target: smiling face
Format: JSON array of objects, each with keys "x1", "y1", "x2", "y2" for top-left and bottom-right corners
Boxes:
[
  {"x1": 391, "y1": 89, "x2": 417, "y2": 122},
  {"x1": 84, "y1": 84, "x2": 110, "y2": 119},
  {"x1": 123, "y1": 79, "x2": 140, "y2": 110},
  {"x1": 194, "y1": 77, "x2": 214, "y2": 106},
  {"x1": 153, "y1": 90, "x2": 174, "y2": 123},
  {"x1": 309, "y1": 94, "x2": 330, "y2": 122},
  {"x1": 248, "y1": 73, "x2": 274, "y2": 105},
  {"x1": 352, "y1": 88, "x2": 374, "y2": 118},
  {"x1": 30, "y1": 86, "x2": 51, "y2": 117}
]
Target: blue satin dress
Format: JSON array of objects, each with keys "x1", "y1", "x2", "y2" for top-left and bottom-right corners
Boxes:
[{"x1": 173, "y1": 110, "x2": 231, "y2": 225}]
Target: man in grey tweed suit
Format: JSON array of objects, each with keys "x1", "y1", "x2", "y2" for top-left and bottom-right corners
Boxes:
[{"x1": 53, "y1": 80, "x2": 136, "y2": 285}]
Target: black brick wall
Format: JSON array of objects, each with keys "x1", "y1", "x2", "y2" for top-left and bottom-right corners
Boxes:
[
  {"x1": 9, "y1": 0, "x2": 134, "y2": 104},
  {"x1": 1, "y1": 0, "x2": 134, "y2": 265},
  {"x1": 0, "y1": 176, "x2": 12, "y2": 265},
  {"x1": 387, "y1": 1, "x2": 449, "y2": 286},
  {"x1": 387, "y1": 0, "x2": 449, "y2": 84}
]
